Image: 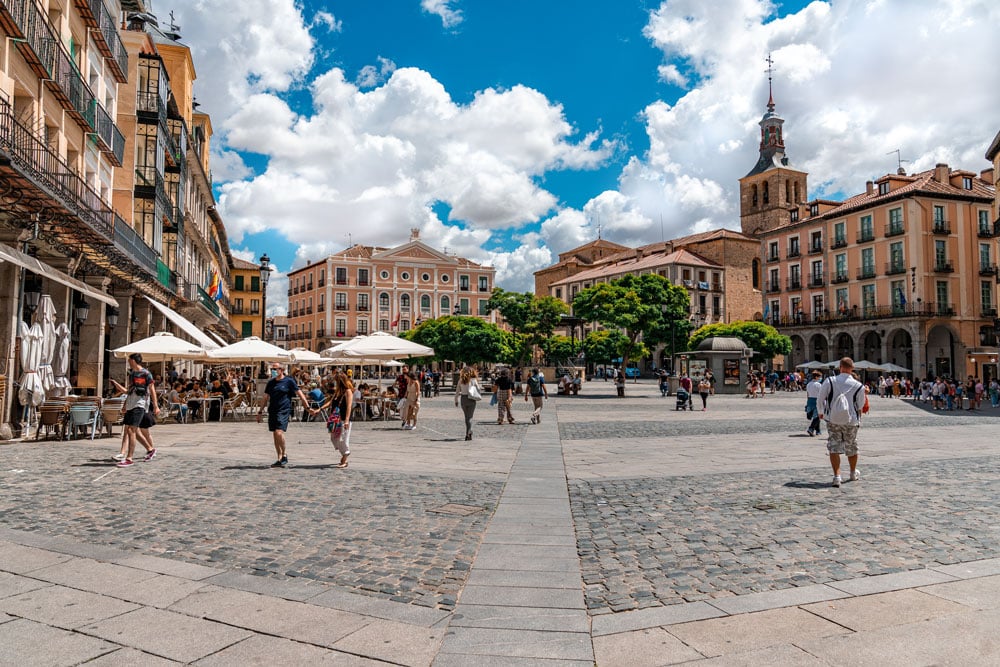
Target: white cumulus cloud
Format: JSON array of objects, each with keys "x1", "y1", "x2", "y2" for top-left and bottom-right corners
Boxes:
[{"x1": 421, "y1": 0, "x2": 463, "y2": 28}]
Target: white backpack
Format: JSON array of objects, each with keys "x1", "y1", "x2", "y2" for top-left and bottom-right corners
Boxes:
[{"x1": 827, "y1": 378, "x2": 860, "y2": 425}]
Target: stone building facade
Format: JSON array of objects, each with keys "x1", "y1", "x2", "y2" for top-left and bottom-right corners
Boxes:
[
  {"x1": 286, "y1": 230, "x2": 496, "y2": 352},
  {"x1": 228, "y1": 257, "x2": 263, "y2": 339},
  {"x1": 745, "y1": 95, "x2": 996, "y2": 379}
]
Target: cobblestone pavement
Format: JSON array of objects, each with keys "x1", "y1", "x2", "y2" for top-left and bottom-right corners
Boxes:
[
  {"x1": 572, "y1": 455, "x2": 1000, "y2": 614},
  {"x1": 0, "y1": 435, "x2": 502, "y2": 611}
]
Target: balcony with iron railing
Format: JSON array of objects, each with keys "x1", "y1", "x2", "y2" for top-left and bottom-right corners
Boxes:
[
  {"x1": 765, "y1": 280, "x2": 781, "y2": 293},
  {"x1": 768, "y1": 302, "x2": 955, "y2": 327},
  {"x1": 357, "y1": 278, "x2": 370, "y2": 286},
  {"x1": 885, "y1": 262, "x2": 907, "y2": 276},
  {"x1": 808, "y1": 275, "x2": 825, "y2": 288},
  {"x1": 831, "y1": 236, "x2": 848, "y2": 249},
  {"x1": 75, "y1": 0, "x2": 129, "y2": 82},
  {"x1": 808, "y1": 242, "x2": 824, "y2": 255},
  {"x1": 318, "y1": 278, "x2": 325, "y2": 287},
  {"x1": 934, "y1": 260, "x2": 954, "y2": 273},
  {"x1": 317, "y1": 303, "x2": 325, "y2": 312},
  {"x1": 335, "y1": 303, "x2": 348, "y2": 311},
  {"x1": 357, "y1": 304, "x2": 369, "y2": 311},
  {"x1": 857, "y1": 229, "x2": 875, "y2": 243},
  {"x1": 787, "y1": 247, "x2": 801, "y2": 258},
  {"x1": 786, "y1": 278, "x2": 802, "y2": 290},
  {"x1": 982, "y1": 307, "x2": 998, "y2": 318},
  {"x1": 0, "y1": 99, "x2": 163, "y2": 285},
  {"x1": 885, "y1": 222, "x2": 905, "y2": 238},
  {"x1": 857, "y1": 266, "x2": 877, "y2": 280},
  {"x1": 766, "y1": 251, "x2": 780, "y2": 262},
  {"x1": 978, "y1": 225, "x2": 995, "y2": 239},
  {"x1": 230, "y1": 305, "x2": 244, "y2": 315},
  {"x1": 932, "y1": 221, "x2": 951, "y2": 235},
  {"x1": 831, "y1": 271, "x2": 849, "y2": 284},
  {"x1": 980, "y1": 263, "x2": 998, "y2": 276},
  {"x1": 335, "y1": 277, "x2": 349, "y2": 285}
]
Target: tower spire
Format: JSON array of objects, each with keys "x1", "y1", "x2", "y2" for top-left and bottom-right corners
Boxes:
[{"x1": 765, "y1": 52, "x2": 775, "y2": 112}]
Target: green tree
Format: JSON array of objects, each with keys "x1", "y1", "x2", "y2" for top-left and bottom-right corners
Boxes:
[
  {"x1": 581, "y1": 329, "x2": 628, "y2": 368},
  {"x1": 487, "y1": 288, "x2": 568, "y2": 364},
  {"x1": 687, "y1": 321, "x2": 792, "y2": 363},
  {"x1": 404, "y1": 316, "x2": 512, "y2": 365},
  {"x1": 539, "y1": 335, "x2": 575, "y2": 364},
  {"x1": 572, "y1": 273, "x2": 688, "y2": 374}
]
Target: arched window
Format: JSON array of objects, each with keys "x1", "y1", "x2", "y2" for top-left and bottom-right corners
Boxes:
[
  {"x1": 751, "y1": 184, "x2": 758, "y2": 207},
  {"x1": 400, "y1": 294, "x2": 410, "y2": 310},
  {"x1": 420, "y1": 294, "x2": 431, "y2": 309},
  {"x1": 793, "y1": 181, "x2": 800, "y2": 203},
  {"x1": 763, "y1": 181, "x2": 770, "y2": 205},
  {"x1": 379, "y1": 292, "x2": 389, "y2": 309},
  {"x1": 440, "y1": 295, "x2": 450, "y2": 313},
  {"x1": 785, "y1": 179, "x2": 790, "y2": 203},
  {"x1": 752, "y1": 259, "x2": 760, "y2": 290}
]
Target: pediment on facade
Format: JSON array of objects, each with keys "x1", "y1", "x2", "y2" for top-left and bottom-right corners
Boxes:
[{"x1": 372, "y1": 241, "x2": 456, "y2": 264}]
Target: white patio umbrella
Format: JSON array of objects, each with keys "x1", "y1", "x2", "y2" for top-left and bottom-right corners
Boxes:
[
  {"x1": 113, "y1": 331, "x2": 209, "y2": 362},
  {"x1": 51, "y1": 322, "x2": 72, "y2": 396},
  {"x1": 206, "y1": 336, "x2": 295, "y2": 363},
  {"x1": 36, "y1": 295, "x2": 57, "y2": 394},
  {"x1": 795, "y1": 360, "x2": 828, "y2": 370},
  {"x1": 881, "y1": 362, "x2": 911, "y2": 373},
  {"x1": 852, "y1": 360, "x2": 884, "y2": 371},
  {"x1": 323, "y1": 331, "x2": 433, "y2": 360},
  {"x1": 17, "y1": 319, "x2": 44, "y2": 407},
  {"x1": 288, "y1": 347, "x2": 325, "y2": 365}
]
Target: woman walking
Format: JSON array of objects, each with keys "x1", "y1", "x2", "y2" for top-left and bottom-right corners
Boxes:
[
  {"x1": 455, "y1": 366, "x2": 482, "y2": 440},
  {"x1": 404, "y1": 371, "x2": 421, "y2": 430},
  {"x1": 312, "y1": 372, "x2": 353, "y2": 468},
  {"x1": 697, "y1": 375, "x2": 711, "y2": 411}
]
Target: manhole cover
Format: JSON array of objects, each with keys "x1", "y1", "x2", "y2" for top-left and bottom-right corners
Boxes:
[{"x1": 429, "y1": 503, "x2": 484, "y2": 516}]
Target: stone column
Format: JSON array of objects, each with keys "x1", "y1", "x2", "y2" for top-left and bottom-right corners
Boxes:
[
  {"x1": 0, "y1": 261, "x2": 21, "y2": 433},
  {"x1": 75, "y1": 277, "x2": 111, "y2": 397}
]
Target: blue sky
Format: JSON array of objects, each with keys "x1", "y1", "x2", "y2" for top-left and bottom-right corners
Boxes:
[{"x1": 174, "y1": 0, "x2": 998, "y2": 312}]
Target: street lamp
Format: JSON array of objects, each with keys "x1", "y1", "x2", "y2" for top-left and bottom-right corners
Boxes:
[
  {"x1": 73, "y1": 296, "x2": 90, "y2": 324},
  {"x1": 259, "y1": 253, "x2": 271, "y2": 340},
  {"x1": 23, "y1": 274, "x2": 42, "y2": 318},
  {"x1": 106, "y1": 306, "x2": 119, "y2": 331}
]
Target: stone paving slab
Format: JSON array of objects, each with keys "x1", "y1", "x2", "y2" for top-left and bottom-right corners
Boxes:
[
  {"x1": 801, "y1": 588, "x2": 967, "y2": 632},
  {"x1": 438, "y1": 627, "x2": 594, "y2": 661},
  {"x1": 0, "y1": 617, "x2": 118, "y2": 667},
  {"x1": 666, "y1": 606, "x2": 850, "y2": 658},
  {"x1": 190, "y1": 634, "x2": 345, "y2": 666},
  {"x1": 458, "y1": 584, "x2": 584, "y2": 609},
  {"x1": 0, "y1": 584, "x2": 140, "y2": 630},
  {"x1": 930, "y1": 556, "x2": 1000, "y2": 579},
  {"x1": 0, "y1": 542, "x2": 73, "y2": 574},
  {"x1": 795, "y1": 607, "x2": 1000, "y2": 667},
  {"x1": 0, "y1": 571, "x2": 51, "y2": 600},
  {"x1": 112, "y1": 554, "x2": 225, "y2": 580},
  {"x1": 28, "y1": 557, "x2": 161, "y2": 595},
  {"x1": 686, "y1": 644, "x2": 827, "y2": 666},
  {"x1": 827, "y1": 568, "x2": 960, "y2": 596},
  {"x1": 83, "y1": 647, "x2": 183, "y2": 666},
  {"x1": 464, "y1": 569, "x2": 582, "y2": 589},
  {"x1": 331, "y1": 618, "x2": 445, "y2": 666},
  {"x1": 592, "y1": 626, "x2": 705, "y2": 666},
  {"x1": 449, "y1": 604, "x2": 590, "y2": 632},
  {"x1": 80, "y1": 607, "x2": 253, "y2": 664},
  {"x1": 306, "y1": 587, "x2": 451, "y2": 627},
  {"x1": 707, "y1": 583, "x2": 850, "y2": 615},
  {"x1": 590, "y1": 601, "x2": 726, "y2": 636},
  {"x1": 433, "y1": 656, "x2": 594, "y2": 667},
  {"x1": 917, "y1": 573, "x2": 1000, "y2": 610}
]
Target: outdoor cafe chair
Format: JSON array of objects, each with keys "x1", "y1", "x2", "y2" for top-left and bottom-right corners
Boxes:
[
  {"x1": 100, "y1": 397, "x2": 126, "y2": 437},
  {"x1": 66, "y1": 403, "x2": 100, "y2": 440},
  {"x1": 36, "y1": 400, "x2": 69, "y2": 440}
]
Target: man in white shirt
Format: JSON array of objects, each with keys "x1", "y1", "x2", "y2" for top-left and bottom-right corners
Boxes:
[
  {"x1": 805, "y1": 370, "x2": 824, "y2": 436},
  {"x1": 819, "y1": 357, "x2": 868, "y2": 488}
]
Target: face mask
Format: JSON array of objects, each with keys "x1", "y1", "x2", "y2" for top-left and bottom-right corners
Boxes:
[{"x1": 271, "y1": 370, "x2": 278, "y2": 378}]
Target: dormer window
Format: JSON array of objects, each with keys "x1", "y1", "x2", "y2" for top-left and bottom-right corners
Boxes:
[
  {"x1": 790, "y1": 209, "x2": 798, "y2": 222},
  {"x1": 878, "y1": 181, "x2": 889, "y2": 195},
  {"x1": 963, "y1": 176, "x2": 973, "y2": 190},
  {"x1": 809, "y1": 203, "x2": 819, "y2": 217}
]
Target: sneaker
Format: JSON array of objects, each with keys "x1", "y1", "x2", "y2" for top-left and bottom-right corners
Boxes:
[
  {"x1": 832, "y1": 475, "x2": 842, "y2": 488},
  {"x1": 112, "y1": 453, "x2": 126, "y2": 461},
  {"x1": 270, "y1": 459, "x2": 287, "y2": 468},
  {"x1": 143, "y1": 449, "x2": 157, "y2": 462},
  {"x1": 850, "y1": 469, "x2": 860, "y2": 482},
  {"x1": 116, "y1": 459, "x2": 134, "y2": 468},
  {"x1": 409, "y1": 426, "x2": 417, "y2": 431}
]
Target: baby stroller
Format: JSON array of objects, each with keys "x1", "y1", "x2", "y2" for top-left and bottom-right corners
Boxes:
[{"x1": 675, "y1": 388, "x2": 691, "y2": 411}]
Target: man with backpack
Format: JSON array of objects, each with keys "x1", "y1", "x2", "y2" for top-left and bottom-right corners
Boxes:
[
  {"x1": 524, "y1": 368, "x2": 548, "y2": 424},
  {"x1": 819, "y1": 357, "x2": 868, "y2": 487}
]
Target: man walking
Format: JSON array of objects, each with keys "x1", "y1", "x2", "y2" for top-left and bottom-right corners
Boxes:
[
  {"x1": 257, "y1": 362, "x2": 311, "y2": 468},
  {"x1": 819, "y1": 357, "x2": 867, "y2": 487},
  {"x1": 524, "y1": 367, "x2": 548, "y2": 424},
  {"x1": 117, "y1": 353, "x2": 159, "y2": 467},
  {"x1": 805, "y1": 370, "x2": 824, "y2": 436}
]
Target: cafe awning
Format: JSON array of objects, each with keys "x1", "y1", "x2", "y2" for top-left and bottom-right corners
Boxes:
[
  {"x1": 0, "y1": 243, "x2": 118, "y2": 307},
  {"x1": 145, "y1": 296, "x2": 220, "y2": 349}
]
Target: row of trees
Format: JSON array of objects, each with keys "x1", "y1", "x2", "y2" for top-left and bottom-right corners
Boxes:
[{"x1": 403, "y1": 274, "x2": 791, "y2": 368}]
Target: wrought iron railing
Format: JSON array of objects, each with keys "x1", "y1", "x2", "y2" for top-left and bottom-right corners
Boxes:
[
  {"x1": 767, "y1": 302, "x2": 955, "y2": 327},
  {"x1": 113, "y1": 214, "x2": 158, "y2": 277}
]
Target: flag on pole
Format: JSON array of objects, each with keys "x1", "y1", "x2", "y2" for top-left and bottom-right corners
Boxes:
[{"x1": 897, "y1": 288, "x2": 907, "y2": 307}]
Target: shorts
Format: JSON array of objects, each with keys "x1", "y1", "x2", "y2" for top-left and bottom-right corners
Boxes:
[
  {"x1": 268, "y1": 411, "x2": 290, "y2": 432},
  {"x1": 826, "y1": 423, "x2": 860, "y2": 456},
  {"x1": 122, "y1": 407, "x2": 145, "y2": 427},
  {"x1": 139, "y1": 411, "x2": 156, "y2": 429}
]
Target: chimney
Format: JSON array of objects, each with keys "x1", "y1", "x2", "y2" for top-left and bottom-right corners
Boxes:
[
  {"x1": 934, "y1": 163, "x2": 949, "y2": 183},
  {"x1": 866, "y1": 181, "x2": 874, "y2": 195},
  {"x1": 982, "y1": 168, "x2": 995, "y2": 185}
]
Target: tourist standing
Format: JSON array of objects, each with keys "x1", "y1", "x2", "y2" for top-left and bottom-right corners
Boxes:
[
  {"x1": 404, "y1": 371, "x2": 421, "y2": 430},
  {"x1": 819, "y1": 357, "x2": 867, "y2": 487},
  {"x1": 257, "y1": 362, "x2": 311, "y2": 468},
  {"x1": 455, "y1": 366, "x2": 482, "y2": 440},
  {"x1": 697, "y1": 375, "x2": 711, "y2": 411},
  {"x1": 311, "y1": 372, "x2": 353, "y2": 468}
]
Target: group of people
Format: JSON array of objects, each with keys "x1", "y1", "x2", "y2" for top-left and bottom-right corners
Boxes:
[
  {"x1": 918, "y1": 376, "x2": 996, "y2": 410},
  {"x1": 455, "y1": 366, "x2": 549, "y2": 440}
]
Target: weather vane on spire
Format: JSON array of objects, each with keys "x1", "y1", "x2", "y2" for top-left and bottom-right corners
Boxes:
[{"x1": 765, "y1": 52, "x2": 775, "y2": 112}]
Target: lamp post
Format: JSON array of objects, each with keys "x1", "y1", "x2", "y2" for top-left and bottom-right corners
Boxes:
[
  {"x1": 73, "y1": 296, "x2": 90, "y2": 325},
  {"x1": 106, "y1": 307, "x2": 119, "y2": 331},
  {"x1": 259, "y1": 253, "x2": 271, "y2": 339},
  {"x1": 22, "y1": 274, "x2": 42, "y2": 322}
]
